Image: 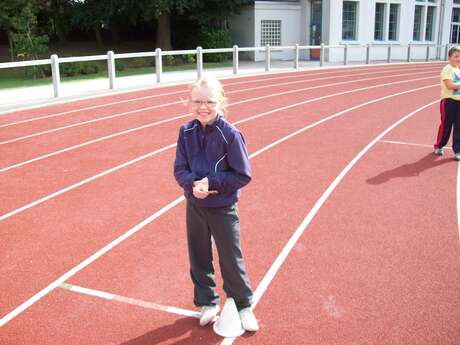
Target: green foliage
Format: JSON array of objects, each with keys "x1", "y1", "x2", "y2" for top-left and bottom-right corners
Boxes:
[
  {"x1": 163, "y1": 55, "x2": 175, "y2": 66},
  {"x1": 198, "y1": 29, "x2": 231, "y2": 62},
  {"x1": 0, "y1": 0, "x2": 50, "y2": 77},
  {"x1": 115, "y1": 60, "x2": 126, "y2": 72},
  {"x1": 60, "y1": 61, "x2": 100, "y2": 77},
  {"x1": 184, "y1": 54, "x2": 195, "y2": 64},
  {"x1": 25, "y1": 65, "x2": 52, "y2": 79}
]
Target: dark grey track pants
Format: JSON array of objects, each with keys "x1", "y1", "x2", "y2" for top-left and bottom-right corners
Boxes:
[{"x1": 186, "y1": 200, "x2": 253, "y2": 310}]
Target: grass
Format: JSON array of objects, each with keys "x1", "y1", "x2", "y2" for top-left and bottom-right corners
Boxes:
[{"x1": 0, "y1": 61, "x2": 233, "y2": 90}]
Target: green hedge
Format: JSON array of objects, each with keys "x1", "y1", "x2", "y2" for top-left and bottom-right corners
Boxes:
[
  {"x1": 60, "y1": 61, "x2": 100, "y2": 77},
  {"x1": 198, "y1": 29, "x2": 232, "y2": 62}
]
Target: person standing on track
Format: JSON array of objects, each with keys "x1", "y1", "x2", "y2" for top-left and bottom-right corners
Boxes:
[
  {"x1": 173, "y1": 76, "x2": 259, "y2": 332},
  {"x1": 434, "y1": 45, "x2": 460, "y2": 159}
]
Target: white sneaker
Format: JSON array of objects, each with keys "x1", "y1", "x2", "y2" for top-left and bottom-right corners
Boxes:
[
  {"x1": 434, "y1": 147, "x2": 444, "y2": 156},
  {"x1": 199, "y1": 305, "x2": 220, "y2": 326},
  {"x1": 239, "y1": 307, "x2": 259, "y2": 332}
]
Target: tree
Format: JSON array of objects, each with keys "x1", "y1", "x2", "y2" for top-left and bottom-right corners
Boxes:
[
  {"x1": 0, "y1": 0, "x2": 49, "y2": 62},
  {"x1": 189, "y1": 0, "x2": 251, "y2": 29},
  {"x1": 130, "y1": 0, "x2": 200, "y2": 50}
]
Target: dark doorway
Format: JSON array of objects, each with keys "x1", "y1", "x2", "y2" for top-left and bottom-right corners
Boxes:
[{"x1": 310, "y1": 0, "x2": 322, "y2": 60}]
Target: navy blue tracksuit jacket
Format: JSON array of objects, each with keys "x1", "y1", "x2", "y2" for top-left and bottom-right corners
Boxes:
[{"x1": 174, "y1": 115, "x2": 252, "y2": 208}]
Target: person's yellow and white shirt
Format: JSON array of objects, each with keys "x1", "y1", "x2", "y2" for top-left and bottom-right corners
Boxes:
[{"x1": 441, "y1": 64, "x2": 460, "y2": 100}]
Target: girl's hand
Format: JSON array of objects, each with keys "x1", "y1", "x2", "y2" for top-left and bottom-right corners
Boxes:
[
  {"x1": 193, "y1": 177, "x2": 209, "y2": 189},
  {"x1": 193, "y1": 183, "x2": 209, "y2": 199}
]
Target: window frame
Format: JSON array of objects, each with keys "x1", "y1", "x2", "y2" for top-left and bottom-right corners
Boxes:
[
  {"x1": 342, "y1": 1, "x2": 359, "y2": 41},
  {"x1": 260, "y1": 19, "x2": 282, "y2": 47},
  {"x1": 412, "y1": 0, "x2": 438, "y2": 43}
]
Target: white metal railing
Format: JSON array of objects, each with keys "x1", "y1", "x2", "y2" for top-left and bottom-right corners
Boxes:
[{"x1": 0, "y1": 43, "x2": 451, "y2": 98}]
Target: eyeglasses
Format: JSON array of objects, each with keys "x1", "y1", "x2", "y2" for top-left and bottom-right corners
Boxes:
[{"x1": 191, "y1": 100, "x2": 218, "y2": 108}]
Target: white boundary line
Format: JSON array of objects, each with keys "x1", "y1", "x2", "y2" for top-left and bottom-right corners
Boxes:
[
  {"x1": 379, "y1": 140, "x2": 443, "y2": 149},
  {"x1": 0, "y1": 65, "x2": 415, "y2": 128},
  {"x1": 381, "y1": 139, "x2": 458, "y2": 241},
  {"x1": 0, "y1": 195, "x2": 185, "y2": 327},
  {"x1": 0, "y1": 67, "x2": 438, "y2": 143},
  {"x1": 0, "y1": 76, "x2": 437, "y2": 172},
  {"x1": 0, "y1": 61, "x2": 443, "y2": 117},
  {"x1": 220, "y1": 100, "x2": 439, "y2": 344},
  {"x1": 0, "y1": 83, "x2": 437, "y2": 220},
  {"x1": 0, "y1": 87, "x2": 438, "y2": 327},
  {"x1": 59, "y1": 283, "x2": 200, "y2": 319}
]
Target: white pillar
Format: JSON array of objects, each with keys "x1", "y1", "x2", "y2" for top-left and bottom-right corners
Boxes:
[{"x1": 51, "y1": 54, "x2": 60, "y2": 98}]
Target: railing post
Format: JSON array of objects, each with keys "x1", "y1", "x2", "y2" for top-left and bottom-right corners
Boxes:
[
  {"x1": 197, "y1": 46, "x2": 203, "y2": 79},
  {"x1": 107, "y1": 51, "x2": 115, "y2": 89},
  {"x1": 320, "y1": 43, "x2": 324, "y2": 67},
  {"x1": 233, "y1": 45, "x2": 239, "y2": 74},
  {"x1": 294, "y1": 44, "x2": 299, "y2": 69},
  {"x1": 155, "y1": 48, "x2": 162, "y2": 83},
  {"x1": 407, "y1": 43, "x2": 412, "y2": 62},
  {"x1": 51, "y1": 54, "x2": 61, "y2": 98},
  {"x1": 344, "y1": 43, "x2": 348, "y2": 65},
  {"x1": 366, "y1": 43, "x2": 371, "y2": 64},
  {"x1": 426, "y1": 45, "x2": 430, "y2": 62},
  {"x1": 265, "y1": 44, "x2": 270, "y2": 72},
  {"x1": 387, "y1": 44, "x2": 392, "y2": 63}
]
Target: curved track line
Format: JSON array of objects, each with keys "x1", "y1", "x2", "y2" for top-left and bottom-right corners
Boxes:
[
  {"x1": 0, "y1": 84, "x2": 437, "y2": 220},
  {"x1": 0, "y1": 91, "x2": 437, "y2": 327},
  {"x1": 220, "y1": 100, "x2": 439, "y2": 344},
  {"x1": 0, "y1": 61, "x2": 442, "y2": 116},
  {"x1": 0, "y1": 76, "x2": 437, "y2": 173},
  {"x1": 0, "y1": 65, "x2": 439, "y2": 130}
]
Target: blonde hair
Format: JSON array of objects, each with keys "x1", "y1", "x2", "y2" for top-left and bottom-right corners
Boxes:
[
  {"x1": 449, "y1": 45, "x2": 460, "y2": 57},
  {"x1": 189, "y1": 76, "x2": 228, "y2": 116}
]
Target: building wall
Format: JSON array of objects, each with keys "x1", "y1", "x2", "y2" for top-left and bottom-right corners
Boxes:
[
  {"x1": 229, "y1": 6, "x2": 255, "y2": 59},
  {"x1": 327, "y1": 0, "x2": 450, "y2": 62},
  {"x1": 229, "y1": 0, "x2": 454, "y2": 62},
  {"x1": 254, "y1": 1, "x2": 302, "y2": 61}
]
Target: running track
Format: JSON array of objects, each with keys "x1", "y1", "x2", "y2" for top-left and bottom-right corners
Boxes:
[{"x1": 0, "y1": 63, "x2": 459, "y2": 345}]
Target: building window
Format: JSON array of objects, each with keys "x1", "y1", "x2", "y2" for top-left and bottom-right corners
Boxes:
[
  {"x1": 413, "y1": 1, "x2": 439, "y2": 42},
  {"x1": 413, "y1": 5, "x2": 423, "y2": 41},
  {"x1": 374, "y1": 3, "x2": 385, "y2": 41},
  {"x1": 260, "y1": 20, "x2": 281, "y2": 46},
  {"x1": 388, "y1": 4, "x2": 400, "y2": 41},
  {"x1": 342, "y1": 1, "x2": 358, "y2": 40},
  {"x1": 425, "y1": 6, "x2": 435, "y2": 41},
  {"x1": 451, "y1": 8, "x2": 460, "y2": 43}
]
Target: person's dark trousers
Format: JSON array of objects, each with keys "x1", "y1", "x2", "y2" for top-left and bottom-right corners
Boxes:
[
  {"x1": 435, "y1": 98, "x2": 460, "y2": 153},
  {"x1": 186, "y1": 200, "x2": 253, "y2": 311}
]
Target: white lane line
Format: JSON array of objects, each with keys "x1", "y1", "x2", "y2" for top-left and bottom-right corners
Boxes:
[
  {"x1": 379, "y1": 140, "x2": 452, "y2": 149},
  {"x1": 0, "y1": 67, "x2": 439, "y2": 141},
  {"x1": 0, "y1": 100, "x2": 182, "y2": 145},
  {"x1": 0, "y1": 143, "x2": 177, "y2": 221},
  {"x1": 0, "y1": 89, "x2": 187, "y2": 128},
  {"x1": 0, "y1": 84, "x2": 437, "y2": 220},
  {"x1": 0, "y1": 114, "x2": 189, "y2": 173},
  {"x1": 0, "y1": 76, "x2": 437, "y2": 172},
  {"x1": 220, "y1": 100, "x2": 439, "y2": 344},
  {"x1": 0, "y1": 88, "x2": 438, "y2": 327},
  {"x1": 59, "y1": 283, "x2": 200, "y2": 319},
  {"x1": 0, "y1": 63, "x2": 438, "y2": 126},
  {"x1": 0, "y1": 195, "x2": 185, "y2": 327}
]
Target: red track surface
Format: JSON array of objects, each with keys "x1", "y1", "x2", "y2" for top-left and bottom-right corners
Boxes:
[{"x1": 1, "y1": 63, "x2": 459, "y2": 345}]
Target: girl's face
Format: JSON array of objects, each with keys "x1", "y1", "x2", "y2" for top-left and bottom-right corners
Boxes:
[{"x1": 190, "y1": 86, "x2": 219, "y2": 127}]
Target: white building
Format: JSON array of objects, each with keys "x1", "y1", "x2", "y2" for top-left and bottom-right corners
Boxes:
[{"x1": 229, "y1": 0, "x2": 460, "y2": 62}]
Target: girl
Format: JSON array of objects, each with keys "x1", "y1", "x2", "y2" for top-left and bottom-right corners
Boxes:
[{"x1": 174, "y1": 76, "x2": 259, "y2": 332}]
